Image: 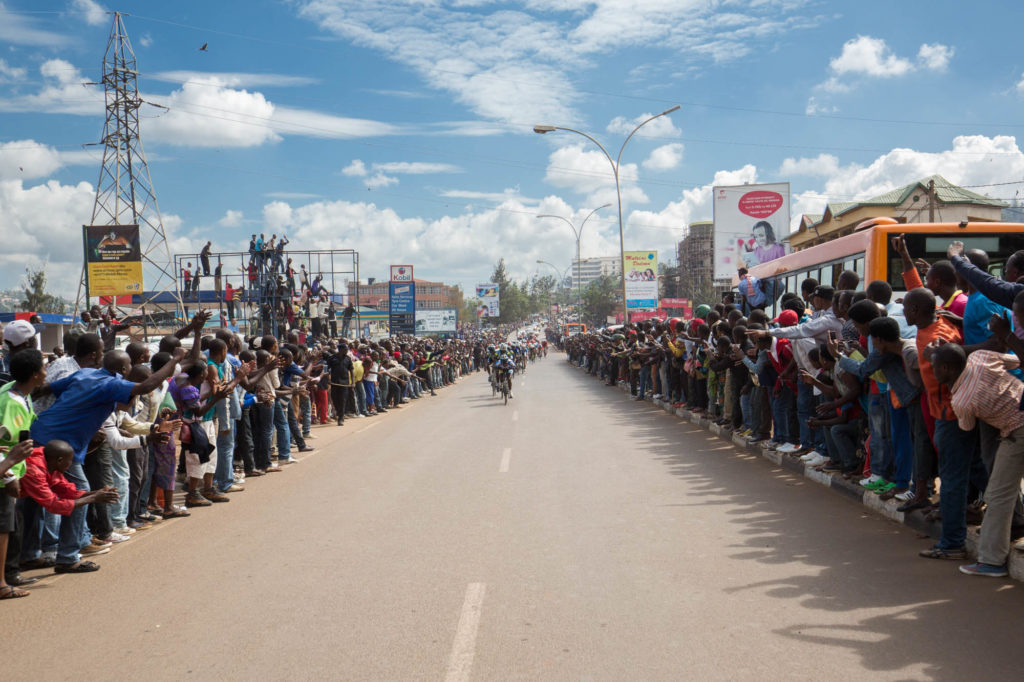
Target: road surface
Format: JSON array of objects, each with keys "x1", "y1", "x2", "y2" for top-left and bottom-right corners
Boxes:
[{"x1": 8, "y1": 356, "x2": 1024, "y2": 681}]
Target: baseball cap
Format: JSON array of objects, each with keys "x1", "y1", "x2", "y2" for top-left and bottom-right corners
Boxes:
[
  {"x1": 2, "y1": 319, "x2": 38, "y2": 347},
  {"x1": 773, "y1": 309, "x2": 799, "y2": 326}
]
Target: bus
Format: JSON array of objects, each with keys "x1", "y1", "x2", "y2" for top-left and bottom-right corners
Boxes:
[
  {"x1": 564, "y1": 322, "x2": 587, "y2": 337},
  {"x1": 736, "y1": 217, "x2": 1024, "y2": 315}
]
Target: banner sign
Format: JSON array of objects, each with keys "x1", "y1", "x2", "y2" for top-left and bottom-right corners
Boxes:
[
  {"x1": 713, "y1": 182, "x2": 790, "y2": 279},
  {"x1": 415, "y1": 308, "x2": 458, "y2": 335},
  {"x1": 84, "y1": 225, "x2": 143, "y2": 297},
  {"x1": 388, "y1": 281, "x2": 416, "y2": 335},
  {"x1": 624, "y1": 251, "x2": 659, "y2": 309},
  {"x1": 660, "y1": 297, "x2": 689, "y2": 308},
  {"x1": 390, "y1": 264, "x2": 414, "y2": 283},
  {"x1": 475, "y1": 283, "x2": 500, "y2": 317},
  {"x1": 630, "y1": 310, "x2": 665, "y2": 322}
]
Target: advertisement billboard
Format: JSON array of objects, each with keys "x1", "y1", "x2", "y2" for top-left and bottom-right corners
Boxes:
[
  {"x1": 388, "y1": 281, "x2": 416, "y2": 335},
  {"x1": 623, "y1": 251, "x2": 659, "y2": 309},
  {"x1": 390, "y1": 264, "x2": 414, "y2": 283},
  {"x1": 415, "y1": 308, "x2": 458, "y2": 335},
  {"x1": 713, "y1": 182, "x2": 790, "y2": 280},
  {"x1": 475, "y1": 283, "x2": 500, "y2": 317},
  {"x1": 84, "y1": 224, "x2": 143, "y2": 297}
]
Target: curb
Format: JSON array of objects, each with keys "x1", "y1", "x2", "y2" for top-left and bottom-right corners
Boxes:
[{"x1": 574, "y1": 363, "x2": 1024, "y2": 582}]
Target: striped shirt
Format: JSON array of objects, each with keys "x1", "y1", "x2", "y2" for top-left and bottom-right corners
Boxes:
[{"x1": 950, "y1": 351, "x2": 1024, "y2": 437}]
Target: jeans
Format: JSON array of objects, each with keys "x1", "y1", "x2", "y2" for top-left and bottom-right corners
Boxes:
[
  {"x1": 908, "y1": 399, "x2": 935, "y2": 492},
  {"x1": 355, "y1": 382, "x2": 367, "y2": 414},
  {"x1": 57, "y1": 462, "x2": 89, "y2": 565},
  {"x1": 740, "y1": 392, "x2": 753, "y2": 431},
  {"x1": 254, "y1": 403, "x2": 274, "y2": 470},
  {"x1": 109, "y1": 447, "x2": 130, "y2": 529},
  {"x1": 235, "y1": 407, "x2": 255, "y2": 472},
  {"x1": 300, "y1": 395, "x2": 312, "y2": 436},
  {"x1": 888, "y1": 401, "x2": 913, "y2": 489},
  {"x1": 797, "y1": 382, "x2": 820, "y2": 450},
  {"x1": 214, "y1": 418, "x2": 237, "y2": 492},
  {"x1": 827, "y1": 420, "x2": 861, "y2": 470},
  {"x1": 126, "y1": 447, "x2": 147, "y2": 523},
  {"x1": 273, "y1": 399, "x2": 292, "y2": 460},
  {"x1": 83, "y1": 445, "x2": 113, "y2": 539},
  {"x1": 772, "y1": 386, "x2": 797, "y2": 444},
  {"x1": 933, "y1": 419, "x2": 987, "y2": 549},
  {"x1": 868, "y1": 394, "x2": 892, "y2": 479},
  {"x1": 364, "y1": 381, "x2": 376, "y2": 410}
]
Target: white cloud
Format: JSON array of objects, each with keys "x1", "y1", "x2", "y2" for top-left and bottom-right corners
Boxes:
[
  {"x1": 0, "y1": 59, "x2": 26, "y2": 82},
  {"x1": 298, "y1": 1, "x2": 818, "y2": 127},
  {"x1": 71, "y1": 0, "x2": 107, "y2": 26},
  {"x1": 0, "y1": 6, "x2": 67, "y2": 46},
  {"x1": 627, "y1": 164, "x2": 758, "y2": 236},
  {"x1": 917, "y1": 43, "x2": 954, "y2": 72},
  {"x1": 143, "y1": 79, "x2": 281, "y2": 147},
  {"x1": 219, "y1": 209, "x2": 244, "y2": 227},
  {"x1": 543, "y1": 143, "x2": 648, "y2": 208},
  {"x1": 607, "y1": 112, "x2": 682, "y2": 139},
  {"x1": 151, "y1": 71, "x2": 318, "y2": 88},
  {"x1": 139, "y1": 32, "x2": 153, "y2": 48},
  {"x1": 439, "y1": 187, "x2": 536, "y2": 204},
  {"x1": 365, "y1": 172, "x2": 398, "y2": 189},
  {"x1": 643, "y1": 143, "x2": 684, "y2": 171},
  {"x1": 0, "y1": 59, "x2": 104, "y2": 116},
  {"x1": 779, "y1": 153, "x2": 840, "y2": 177},
  {"x1": 0, "y1": 139, "x2": 96, "y2": 180},
  {"x1": 341, "y1": 159, "x2": 368, "y2": 177},
  {"x1": 804, "y1": 96, "x2": 837, "y2": 116},
  {"x1": 829, "y1": 36, "x2": 914, "y2": 78},
  {"x1": 372, "y1": 161, "x2": 460, "y2": 174}
]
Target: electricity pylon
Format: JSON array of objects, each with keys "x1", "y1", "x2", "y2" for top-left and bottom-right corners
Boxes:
[{"x1": 76, "y1": 11, "x2": 183, "y2": 329}]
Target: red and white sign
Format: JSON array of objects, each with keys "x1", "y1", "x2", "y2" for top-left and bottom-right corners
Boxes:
[
  {"x1": 660, "y1": 297, "x2": 689, "y2": 308},
  {"x1": 390, "y1": 264, "x2": 414, "y2": 283},
  {"x1": 713, "y1": 182, "x2": 790, "y2": 280}
]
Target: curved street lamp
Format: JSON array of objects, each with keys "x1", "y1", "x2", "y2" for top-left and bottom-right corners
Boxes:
[
  {"x1": 534, "y1": 105, "x2": 680, "y2": 323},
  {"x1": 537, "y1": 203, "x2": 611, "y2": 315}
]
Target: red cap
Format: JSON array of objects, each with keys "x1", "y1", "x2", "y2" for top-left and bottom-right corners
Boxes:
[{"x1": 774, "y1": 309, "x2": 799, "y2": 326}]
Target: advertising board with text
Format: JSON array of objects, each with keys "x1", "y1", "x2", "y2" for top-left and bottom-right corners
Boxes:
[
  {"x1": 415, "y1": 308, "x2": 458, "y2": 335},
  {"x1": 84, "y1": 224, "x2": 143, "y2": 297},
  {"x1": 623, "y1": 251, "x2": 659, "y2": 309},
  {"x1": 712, "y1": 182, "x2": 790, "y2": 280},
  {"x1": 390, "y1": 264, "x2": 414, "y2": 283},
  {"x1": 388, "y1": 281, "x2": 416, "y2": 335}
]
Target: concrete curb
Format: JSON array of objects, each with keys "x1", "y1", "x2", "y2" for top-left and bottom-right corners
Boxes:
[{"x1": 574, "y1": 364, "x2": 1024, "y2": 582}]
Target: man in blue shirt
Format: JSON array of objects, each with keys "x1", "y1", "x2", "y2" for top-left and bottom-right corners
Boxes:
[
  {"x1": 738, "y1": 268, "x2": 766, "y2": 313},
  {"x1": 31, "y1": 347, "x2": 184, "y2": 573}
]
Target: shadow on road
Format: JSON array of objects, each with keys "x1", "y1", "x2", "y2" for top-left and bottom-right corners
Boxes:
[{"x1": 558, "y1": 359, "x2": 1022, "y2": 681}]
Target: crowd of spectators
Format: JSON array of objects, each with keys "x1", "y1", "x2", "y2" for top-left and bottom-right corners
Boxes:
[
  {"x1": 0, "y1": 303, "x2": 506, "y2": 600},
  {"x1": 565, "y1": 236, "x2": 1024, "y2": 579}
]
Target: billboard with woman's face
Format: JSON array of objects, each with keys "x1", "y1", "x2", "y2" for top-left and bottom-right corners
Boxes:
[{"x1": 712, "y1": 183, "x2": 790, "y2": 279}]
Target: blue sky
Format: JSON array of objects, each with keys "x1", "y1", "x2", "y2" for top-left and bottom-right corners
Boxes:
[{"x1": 3, "y1": 0, "x2": 1024, "y2": 298}]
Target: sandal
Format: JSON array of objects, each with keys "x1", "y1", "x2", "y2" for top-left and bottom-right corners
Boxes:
[
  {"x1": 246, "y1": 470, "x2": 265, "y2": 477},
  {"x1": 162, "y1": 508, "x2": 190, "y2": 518},
  {"x1": 0, "y1": 585, "x2": 29, "y2": 599}
]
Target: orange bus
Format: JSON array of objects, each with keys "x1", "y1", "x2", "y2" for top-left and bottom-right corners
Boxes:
[
  {"x1": 735, "y1": 217, "x2": 1024, "y2": 314},
  {"x1": 564, "y1": 322, "x2": 588, "y2": 337}
]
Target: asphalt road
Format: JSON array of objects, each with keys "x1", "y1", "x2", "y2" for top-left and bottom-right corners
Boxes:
[{"x1": 7, "y1": 355, "x2": 1024, "y2": 681}]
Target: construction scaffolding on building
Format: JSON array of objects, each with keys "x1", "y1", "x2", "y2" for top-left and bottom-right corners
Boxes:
[{"x1": 172, "y1": 248, "x2": 361, "y2": 338}]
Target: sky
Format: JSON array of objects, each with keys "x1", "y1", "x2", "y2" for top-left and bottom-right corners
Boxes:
[{"x1": 3, "y1": 0, "x2": 1024, "y2": 300}]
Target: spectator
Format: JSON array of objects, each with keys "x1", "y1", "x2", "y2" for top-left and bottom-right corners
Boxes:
[{"x1": 200, "y1": 241, "x2": 212, "y2": 276}]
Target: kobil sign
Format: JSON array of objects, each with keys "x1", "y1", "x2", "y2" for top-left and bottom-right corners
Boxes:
[
  {"x1": 389, "y1": 264, "x2": 416, "y2": 334},
  {"x1": 390, "y1": 264, "x2": 414, "y2": 283}
]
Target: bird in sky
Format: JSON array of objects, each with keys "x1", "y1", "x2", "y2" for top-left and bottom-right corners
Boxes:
[{"x1": 199, "y1": 43, "x2": 208, "y2": 52}]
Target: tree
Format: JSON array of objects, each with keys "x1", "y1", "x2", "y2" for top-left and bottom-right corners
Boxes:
[
  {"x1": 582, "y1": 274, "x2": 619, "y2": 326},
  {"x1": 20, "y1": 264, "x2": 65, "y2": 314}
]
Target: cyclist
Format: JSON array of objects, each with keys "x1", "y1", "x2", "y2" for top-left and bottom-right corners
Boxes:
[{"x1": 493, "y1": 347, "x2": 515, "y2": 399}]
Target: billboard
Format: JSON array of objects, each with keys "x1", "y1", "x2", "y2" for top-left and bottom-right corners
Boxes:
[
  {"x1": 390, "y1": 264, "x2": 414, "y2": 283},
  {"x1": 713, "y1": 182, "x2": 790, "y2": 280},
  {"x1": 475, "y1": 283, "x2": 500, "y2": 317},
  {"x1": 84, "y1": 224, "x2": 143, "y2": 297},
  {"x1": 415, "y1": 308, "x2": 458, "y2": 335},
  {"x1": 623, "y1": 251, "x2": 658, "y2": 309},
  {"x1": 388, "y1": 281, "x2": 416, "y2": 335}
]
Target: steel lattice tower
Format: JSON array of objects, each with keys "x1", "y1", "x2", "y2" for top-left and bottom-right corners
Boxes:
[{"x1": 77, "y1": 11, "x2": 182, "y2": 322}]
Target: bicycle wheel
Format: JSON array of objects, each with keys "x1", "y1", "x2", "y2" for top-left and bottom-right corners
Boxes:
[{"x1": 503, "y1": 381, "x2": 509, "y2": 405}]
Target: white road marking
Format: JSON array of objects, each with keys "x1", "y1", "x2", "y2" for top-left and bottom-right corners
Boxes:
[
  {"x1": 500, "y1": 447, "x2": 511, "y2": 473},
  {"x1": 512, "y1": 410, "x2": 519, "y2": 422},
  {"x1": 445, "y1": 583, "x2": 487, "y2": 682}
]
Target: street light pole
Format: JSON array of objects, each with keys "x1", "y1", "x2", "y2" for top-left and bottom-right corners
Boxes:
[
  {"x1": 535, "y1": 259, "x2": 571, "y2": 309},
  {"x1": 534, "y1": 105, "x2": 679, "y2": 325},
  {"x1": 537, "y1": 203, "x2": 610, "y2": 318}
]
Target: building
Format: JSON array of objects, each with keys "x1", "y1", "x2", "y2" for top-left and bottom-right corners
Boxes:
[
  {"x1": 347, "y1": 278, "x2": 457, "y2": 310},
  {"x1": 676, "y1": 221, "x2": 730, "y2": 303},
  {"x1": 570, "y1": 256, "x2": 621, "y2": 290},
  {"x1": 790, "y1": 175, "x2": 1006, "y2": 251}
]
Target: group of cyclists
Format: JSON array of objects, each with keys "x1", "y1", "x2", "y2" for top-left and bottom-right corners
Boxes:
[{"x1": 482, "y1": 333, "x2": 547, "y2": 403}]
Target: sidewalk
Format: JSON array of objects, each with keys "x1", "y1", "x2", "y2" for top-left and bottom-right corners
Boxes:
[{"x1": 579, "y1": 364, "x2": 1024, "y2": 583}]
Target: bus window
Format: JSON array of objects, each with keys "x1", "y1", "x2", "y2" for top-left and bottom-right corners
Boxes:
[
  {"x1": 889, "y1": 232, "x2": 1024, "y2": 290},
  {"x1": 820, "y1": 264, "x2": 834, "y2": 288},
  {"x1": 854, "y1": 257, "x2": 864, "y2": 281}
]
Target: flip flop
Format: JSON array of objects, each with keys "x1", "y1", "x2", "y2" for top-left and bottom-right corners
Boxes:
[
  {"x1": 0, "y1": 585, "x2": 29, "y2": 599},
  {"x1": 162, "y1": 509, "x2": 190, "y2": 518}
]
